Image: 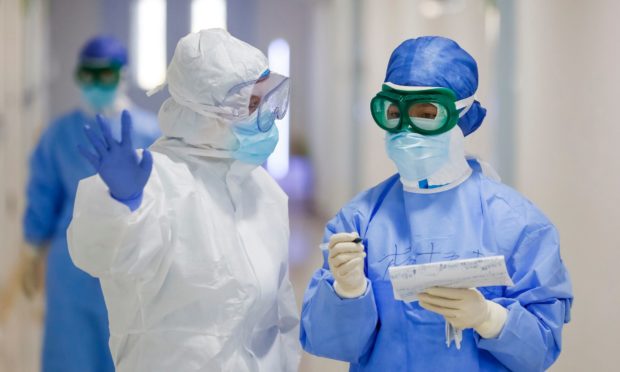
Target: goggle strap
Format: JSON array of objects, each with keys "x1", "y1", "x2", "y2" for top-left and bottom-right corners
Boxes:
[{"x1": 456, "y1": 94, "x2": 476, "y2": 118}]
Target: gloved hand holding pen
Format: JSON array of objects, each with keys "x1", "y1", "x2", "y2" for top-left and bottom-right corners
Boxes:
[{"x1": 328, "y1": 232, "x2": 368, "y2": 299}]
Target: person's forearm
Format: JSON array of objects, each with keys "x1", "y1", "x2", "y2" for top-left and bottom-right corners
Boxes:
[
  {"x1": 300, "y1": 270, "x2": 378, "y2": 363},
  {"x1": 67, "y1": 175, "x2": 162, "y2": 278},
  {"x1": 476, "y1": 299, "x2": 568, "y2": 371}
]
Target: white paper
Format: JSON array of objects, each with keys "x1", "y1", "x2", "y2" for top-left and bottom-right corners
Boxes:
[{"x1": 388, "y1": 255, "x2": 514, "y2": 302}]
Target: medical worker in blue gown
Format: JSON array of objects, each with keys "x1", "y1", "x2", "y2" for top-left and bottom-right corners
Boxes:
[
  {"x1": 300, "y1": 36, "x2": 572, "y2": 371},
  {"x1": 22, "y1": 35, "x2": 160, "y2": 372}
]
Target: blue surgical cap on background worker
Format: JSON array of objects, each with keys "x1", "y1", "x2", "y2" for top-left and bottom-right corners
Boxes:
[
  {"x1": 80, "y1": 35, "x2": 128, "y2": 66},
  {"x1": 67, "y1": 29, "x2": 300, "y2": 372},
  {"x1": 300, "y1": 36, "x2": 572, "y2": 371},
  {"x1": 76, "y1": 35, "x2": 129, "y2": 112},
  {"x1": 22, "y1": 34, "x2": 160, "y2": 372}
]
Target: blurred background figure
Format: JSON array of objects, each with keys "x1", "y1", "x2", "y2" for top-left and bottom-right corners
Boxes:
[
  {"x1": 1, "y1": 0, "x2": 620, "y2": 371},
  {"x1": 19, "y1": 33, "x2": 160, "y2": 371}
]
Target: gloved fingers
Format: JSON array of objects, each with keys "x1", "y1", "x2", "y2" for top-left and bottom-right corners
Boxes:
[
  {"x1": 424, "y1": 287, "x2": 474, "y2": 300},
  {"x1": 329, "y1": 251, "x2": 366, "y2": 268},
  {"x1": 140, "y1": 149, "x2": 153, "y2": 172},
  {"x1": 335, "y1": 256, "x2": 365, "y2": 276},
  {"x1": 419, "y1": 300, "x2": 458, "y2": 318},
  {"x1": 78, "y1": 144, "x2": 101, "y2": 169},
  {"x1": 96, "y1": 114, "x2": 116, "y2": 148},
  {"x1": 418, "y1": 292, "x2": 461, "y2": 310},
  {"x1": 328, "y1": 232, "x2": 360, "y2": 249},
  {"x1": 120, "y1": 110, "x2": 134, "y2": 148},
  {"x1": 82, "y1": 127, "x2": 108, "y2": 158},
  {"x1": 336, "y1": 271, "x2": 365, "y2": 287},
  {"x1": 329, "y1": 242, "x2": 364, "y2": 258}
]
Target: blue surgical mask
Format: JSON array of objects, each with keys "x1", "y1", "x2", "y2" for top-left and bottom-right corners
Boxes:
[
  {"x1": 385, "y1": 130, "x2": 451, "y2": 182},
  {"x1": 80, "y1": 85, "x2": 117, "y2": 111},
  {"x1": 232, "y1": 112, "x2": 279, "y2": 165}
]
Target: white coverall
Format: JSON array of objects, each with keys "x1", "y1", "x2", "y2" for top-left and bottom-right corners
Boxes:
[{"x1": 67, "y1": 29, "x2": 301, "y2": 372}]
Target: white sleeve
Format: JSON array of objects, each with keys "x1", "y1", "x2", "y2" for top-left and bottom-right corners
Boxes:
[
  {"x1": 67, "y1": 170, "x2": 170, "y2": 279},
  {"x1": 277, "y1": 265, "x2": 302, "y2": 371}
]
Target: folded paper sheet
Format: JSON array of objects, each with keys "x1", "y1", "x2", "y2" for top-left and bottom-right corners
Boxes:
[{"x1": 388, "y1": 255, "x2": 514, "y2": 302}]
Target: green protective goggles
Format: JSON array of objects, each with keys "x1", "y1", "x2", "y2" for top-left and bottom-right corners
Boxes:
[
  {"x1": 75, "y1": 65, "x2": 122, "y2": 88},
  {"x1": 370, "y1": 83, "x2": 473, "y2": 135}
]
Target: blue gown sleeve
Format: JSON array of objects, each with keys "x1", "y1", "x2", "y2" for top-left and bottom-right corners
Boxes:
[
  {"x1": 23, "y1": 126, "x2": 64, "y2": 246},
  {"x1": 476, "y1": 223, "x2": 573, "y2": 371},
  {"x1": 300, "y1": 206, "x2": 379, "y2": 363}
]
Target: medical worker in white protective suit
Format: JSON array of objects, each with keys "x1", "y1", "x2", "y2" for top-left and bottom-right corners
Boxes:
[{"x1": 67, "y1": 29, "x2": 301, "y2": 372}]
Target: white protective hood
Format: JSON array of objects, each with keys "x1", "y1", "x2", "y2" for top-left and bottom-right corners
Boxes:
[{"x1": 150, "y1": 28, "x2": 269, "y2": 157}]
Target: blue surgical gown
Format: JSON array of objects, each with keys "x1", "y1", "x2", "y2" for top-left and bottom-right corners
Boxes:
[
  {"x1": 23, "y1": 108, "x2": 160, "y2": 372},
  {"x1": 300, "y1": 160, "x2": 572, "y2": 372}
]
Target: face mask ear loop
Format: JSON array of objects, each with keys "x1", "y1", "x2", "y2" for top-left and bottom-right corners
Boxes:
[{"x1": 455, "y1": 94, "x2": 476, "y2": 118}]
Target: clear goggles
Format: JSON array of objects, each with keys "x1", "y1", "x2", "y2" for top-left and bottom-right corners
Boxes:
[
  {"x1": 370, "y1": 82, "x2": 474, "y2": 135},
  {"x1": 222, "y1": 70, "x2": 290, "y2": 132}
]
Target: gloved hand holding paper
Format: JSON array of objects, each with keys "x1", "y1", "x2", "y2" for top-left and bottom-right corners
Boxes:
[
  {"x1": 388, "y1": 255, "x2": 513, "y2": 303},
  {"x1": 389, "y1": 255, "x2": 513, "y2": 350}
]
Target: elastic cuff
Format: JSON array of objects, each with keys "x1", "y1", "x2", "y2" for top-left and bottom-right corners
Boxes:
[
  {"x1": 110, "y1": 191, "x2": 143, "y2": 212},
  {"x1": 333, "y1": 280, "x2": 368, "y2": 299},
  {"x1": 475, "y1": 300, "x2": 508, "y2": 339}
]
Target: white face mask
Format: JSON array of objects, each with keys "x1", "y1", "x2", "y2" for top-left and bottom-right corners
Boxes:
[
  {"x1": 386, "y1": 127, "x2": 471, "y2": 191},
  {"x1": 231, "y1": 111, "x2": 279, "y2": 165},
  {"x1": 385, "y1": 130, "x2": 452, "y2": 183}
]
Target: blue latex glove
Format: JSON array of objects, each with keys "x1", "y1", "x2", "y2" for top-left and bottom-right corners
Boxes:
[{"x1": 79, "y1": 110, "x2": 153, "y2": 211}]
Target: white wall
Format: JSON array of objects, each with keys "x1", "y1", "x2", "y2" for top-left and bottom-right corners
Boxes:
[
  {"x1": 47, "y1": 0, "x2": 101, "y2": 118},
  {"x1": 0, "y1": 0, "x2": 47, "y2": 370},
  {"x1": 515, "y1": 1, "x2": 619, "y2": 370},
  {"x1": 308, "y1": 0, "x2": 360, "y2": 217}
]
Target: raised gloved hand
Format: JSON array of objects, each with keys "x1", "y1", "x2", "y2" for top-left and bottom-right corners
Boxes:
[
  {"x1": 418, "y1": 287, "x2": 508, "y2": 339},
  {"x1": 79, "y1": 110, "x2": 153, "y2": 209},
  {"x1": 328, "y1": 232, "x2": 367, "y2": 299}
]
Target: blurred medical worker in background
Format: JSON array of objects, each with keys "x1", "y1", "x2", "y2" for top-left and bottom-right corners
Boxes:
[
  {"x1": 300, "y1": 36, "x2": 572, "y2": 372},
  {"x1": 22, "y1": 35, "x2": 160, "y2": 372}
]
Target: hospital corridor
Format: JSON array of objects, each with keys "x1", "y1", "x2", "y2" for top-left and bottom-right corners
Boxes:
[{"x1": 1, "y1": 0, "x2": 620, "y2": 371}]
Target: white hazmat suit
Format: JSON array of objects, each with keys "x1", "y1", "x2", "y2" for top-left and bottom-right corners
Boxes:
[{"x1": 68, "y1": 29, "x2": 301, "y2": 372}]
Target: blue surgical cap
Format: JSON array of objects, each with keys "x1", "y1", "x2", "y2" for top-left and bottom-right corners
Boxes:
[
  {"x1": 384, "y1": 36, "x2": 486, "y2": 136},
  {"x1": 79, "y1": 35, "x2": 128, "y2": 68}
]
